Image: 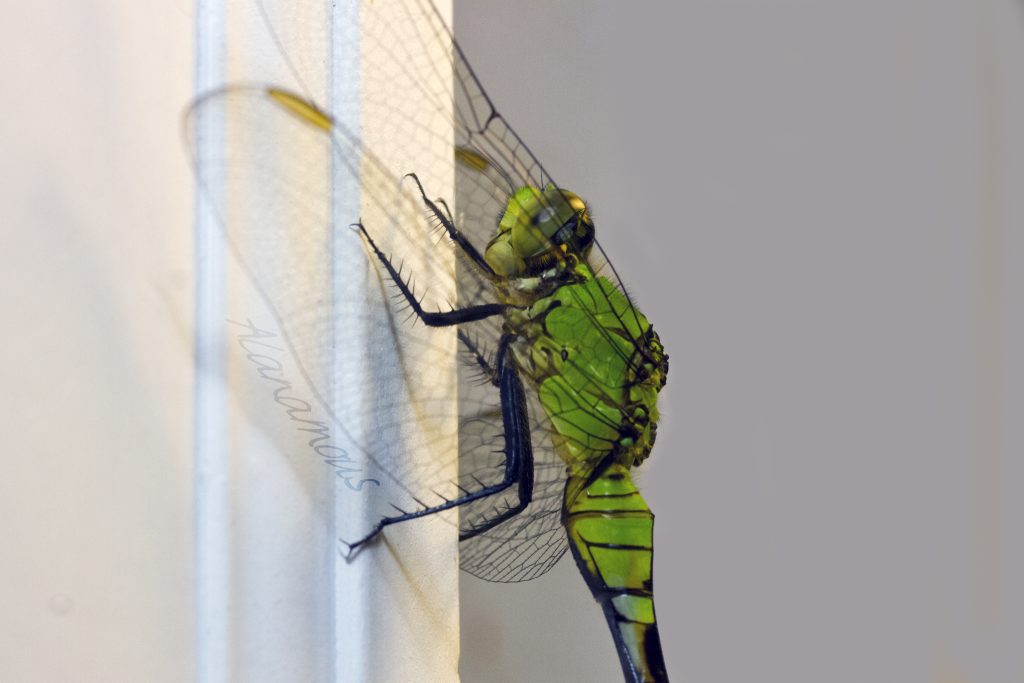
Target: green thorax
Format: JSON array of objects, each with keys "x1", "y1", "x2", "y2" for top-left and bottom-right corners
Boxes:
[
  {"x1": 508, "y1": 266, "x2": 667, "y2": 476},
  {"x1": 486, "y1": 185, "x2": 668, "y2": 474}
]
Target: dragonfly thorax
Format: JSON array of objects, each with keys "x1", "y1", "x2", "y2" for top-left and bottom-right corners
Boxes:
[
  {"x1": 484, "y1": 185, "x2": 594, "y2": 278},
  {"x1": 507, "y1": 273, "x2": 667, "y2": 476}
]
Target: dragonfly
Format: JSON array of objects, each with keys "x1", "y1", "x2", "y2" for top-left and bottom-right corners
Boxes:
[{"x1": 187, "y1": 1, "x2": 669, "y2": 680}]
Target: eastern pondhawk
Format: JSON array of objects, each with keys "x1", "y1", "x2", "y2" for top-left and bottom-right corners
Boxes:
[{"x1": 187, "y1": 1, "x2": 669, "y2": 680}]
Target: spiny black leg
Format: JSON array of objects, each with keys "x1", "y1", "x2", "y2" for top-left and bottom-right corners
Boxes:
[
  {"x1": 404, "y1": 173, "x2": 497, "y2": 279},
  {"x1": 460, "y1": 334, "x2": 534, "y2": 540},
  {"x1": 355, "y1": 222, "x2": 507, "y2": 326},
  {"x1": 341, "y1": 334, "x2": 533, "y2": 555},
  {"x1": 458, "y1": 330, "x2": 499, "y2": 387}
]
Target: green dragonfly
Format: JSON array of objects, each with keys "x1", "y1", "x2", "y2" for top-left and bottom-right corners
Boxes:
[{"x1": 188, "y1": 1, "x2": 669, "y2": 680}]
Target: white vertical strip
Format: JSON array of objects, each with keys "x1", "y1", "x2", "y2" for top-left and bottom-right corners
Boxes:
[
  {"x1": 196, "y1": 0, "x2": 338, "y2": 680},
  {"x1": 331, "y1": 2, "x2": 460, "y2": 681},
  {"x1": 194, "y1": 1, "x2": 459, "y2": 681},
  {"x1": 221, "y1": 1, "x2": 336, "y2": 680},
  {"x1": 328, "y1": 2, "x2": 367, "y2": 677},
  {"x1": 193, "y1": 0, "x2": 229, "y2": 681}
]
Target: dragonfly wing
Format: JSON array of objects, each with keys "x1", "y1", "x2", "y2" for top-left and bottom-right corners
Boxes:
[
  {"x1": 186, "y1": 85, "x2": 569, "y2": 572},
  {"x1": 186, "y1": 0, "x2": 653, "y2": 579},
  {"x1": 456, "y1": 377, "x2": 569, "y2": 583},
  {"x1": 186, "y1": 84, "x2": 469, "y2": 541}
]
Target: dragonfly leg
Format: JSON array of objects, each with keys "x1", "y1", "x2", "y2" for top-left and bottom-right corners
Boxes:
[
  {"x1": 458, "y1": 329, "x2": 499, "y2": 386},
  {"x1": 460, "y1": 333, "x2": 533, "y2": 540},
  {"x1": 355, "y1": 222, "x2": 508, "y2": 326},
  {"x1": 403, "y1": 172, "x2": 497, "y2": 279},
  {"x1": 341, "y1": 335, "x2": 533, "y2": 555}
]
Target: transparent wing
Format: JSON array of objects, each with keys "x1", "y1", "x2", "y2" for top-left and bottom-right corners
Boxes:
[
  {"x1": 258, "y1": 0, "x2": 638, "y2": 313},
  {"x1": 351, "y1": 0, "x2": 653, "y2": 371},
  {"x1": 187, "y1": 83, "x2": 465, "y2": 535},
  {"x1": 186, "y1": 0, "x2": 657, "y2": 583},
  {"x1": 186, "y1": 82, "x2": 570, "y2": 582}
]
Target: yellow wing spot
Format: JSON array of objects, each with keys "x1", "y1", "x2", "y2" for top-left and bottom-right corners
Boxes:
[
  {"x1": 455, "y1": 146, "x2": 489, "y2": 171},
  {"x1": 266, "y1": 88, "x2": 333, "y2": 131}
]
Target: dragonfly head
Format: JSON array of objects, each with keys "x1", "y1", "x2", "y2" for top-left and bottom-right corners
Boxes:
[{"x1": 485, "y1": 185, "x2": 594, "y2": 277}]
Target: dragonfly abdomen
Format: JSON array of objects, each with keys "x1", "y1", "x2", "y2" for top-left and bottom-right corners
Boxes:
[{"x1": 563, "y1": 464, "x2": 669, "y2": 683}]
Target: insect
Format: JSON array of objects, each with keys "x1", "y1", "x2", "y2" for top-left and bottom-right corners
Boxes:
[{"x1": 187, "y1": 1, "x2": 669, "y2": 680}]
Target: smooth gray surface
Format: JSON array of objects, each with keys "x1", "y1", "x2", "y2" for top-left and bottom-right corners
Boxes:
[{"x1": 456, "y1": 2, "x2": 1024, "y2": 681}]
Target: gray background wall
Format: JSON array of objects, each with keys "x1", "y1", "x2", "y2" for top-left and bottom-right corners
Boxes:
[{"x1": 456, "y1": 2, "x2": 1024, "y2": 681}]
